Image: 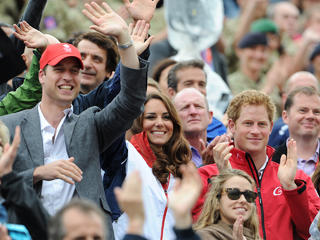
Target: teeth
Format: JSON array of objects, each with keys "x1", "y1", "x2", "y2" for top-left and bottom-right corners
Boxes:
[
  {"x1": 60, "y1": 86, "x2": 72, "y2": 90},
  {"x1": 152, "y1": 131, "x2": 165, "y2": 135}
]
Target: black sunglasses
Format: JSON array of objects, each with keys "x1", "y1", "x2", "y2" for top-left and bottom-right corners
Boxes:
[{"x1": 221, "y1": 188, "x2": 257, "y2": 203}]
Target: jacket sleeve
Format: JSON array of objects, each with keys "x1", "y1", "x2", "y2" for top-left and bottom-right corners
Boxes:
[
  {"x1": 74, "y1": 63, "x2": 121, "y2": 113},
  {"x1": 0, "y1": 52, "x2": 42, "y2": 116},
  {"x1": 95, "y1": 58, "x2": 148, "y2": 153},
  {"x1": 173, "y1": 227, "x2": 202, "y2": 240},
  {"x1": 283, "y1": 173, "x2": 320, "y2": 239},
  {"x1": 11, "y1": 0, "x2": 48, "y2": 55},
  {"x1": 192, "y1": 165, "x2": 219, "y2": 222},
  {"x1": 122, "y1": 234, "x2": 148, "y2": 240},
  {"x1": 1, "y1": 171, "x2": 49, "y2": 240}
]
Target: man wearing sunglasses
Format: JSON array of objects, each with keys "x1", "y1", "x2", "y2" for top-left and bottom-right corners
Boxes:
[{"x1": 193, "y1": 90, "x2": 320, "y2": 240}]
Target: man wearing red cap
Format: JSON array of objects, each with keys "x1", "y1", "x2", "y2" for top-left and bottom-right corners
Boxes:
[{"x1": 0, "y1": 2, "x2": 147, "y2": 239}]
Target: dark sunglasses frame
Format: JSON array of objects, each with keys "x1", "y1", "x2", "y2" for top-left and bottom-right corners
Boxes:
[{"x1": 221, "y1": 188, "x2": 257, "y2": 203}]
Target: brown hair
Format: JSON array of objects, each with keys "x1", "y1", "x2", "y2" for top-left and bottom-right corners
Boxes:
[
  {"x1": 227, "y1": 90, "x2": 275, "y2": 123},
  {"x1": 167, "y1": 59, "x2": 206, "y2": 91},
  {"x1": 284, "y1": 86, "x2": 320, "y2": 111},
  {"x1": 152, "y1": 58, "x2": 177, "y2": 83},
  {"x1": 137, "y1": 93, "x2": 191, "y2": 184},
  {"x1": 73, "y1": 32, "x2": 119, "y2": 76}
]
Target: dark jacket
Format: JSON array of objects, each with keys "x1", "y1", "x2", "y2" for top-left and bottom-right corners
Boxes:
[{"x1": 1, "y1": 171, "x2": 49, "y2": 240}]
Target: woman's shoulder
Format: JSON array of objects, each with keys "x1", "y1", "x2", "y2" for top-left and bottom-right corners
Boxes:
[{"x1": 196, "y1": 222, "x2": 233, "y2": 240}]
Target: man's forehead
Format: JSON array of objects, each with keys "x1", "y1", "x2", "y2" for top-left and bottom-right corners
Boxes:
[
  {"x1": 175, "y1": 91, "x2": 206, "y2": 106},
  {"x1": 238, "y1": 104, "x2": 269, "y2": 117},
  {"x1": 292, "y1": 93, "x2": 320, "y2": 105}
]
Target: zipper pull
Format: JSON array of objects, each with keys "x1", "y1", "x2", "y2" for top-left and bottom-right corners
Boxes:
[{"x1": 257, "y1": 187, "x2": 262, "y2": 204}]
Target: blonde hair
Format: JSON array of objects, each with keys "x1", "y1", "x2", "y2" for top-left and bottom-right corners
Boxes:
[
  {"x1": 194, "y1": 169, "x2": 261, "y2": 240},
  {"x1": 227, "y1": 90, "x2": 275, "y2": 123}
]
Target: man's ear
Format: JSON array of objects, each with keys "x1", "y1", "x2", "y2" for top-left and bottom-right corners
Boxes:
[
  {"x1": 167, "y1": 87, "x2": 176, "y2": 99},
  {"x1": 282, "y1": 110, "x2": 288, "y2": 125},
  {"x1": 228, "y1": 119, "x2": 235, "y2": 134},
  {"x1": 39, "y1": 69, "x2": 45, "y2": 85},
  {"x1": 270, "y1": 120, "x2": 274, "y2": 133}
]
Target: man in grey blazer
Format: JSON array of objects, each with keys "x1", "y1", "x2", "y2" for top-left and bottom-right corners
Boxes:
[{"x1": 0, "y1": 2, "x2": 147, "y2": 239}]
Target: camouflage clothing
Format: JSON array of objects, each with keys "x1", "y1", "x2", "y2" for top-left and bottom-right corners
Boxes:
[{"x1": 228, "y1": 70, "x2": 281, "y2": 118}]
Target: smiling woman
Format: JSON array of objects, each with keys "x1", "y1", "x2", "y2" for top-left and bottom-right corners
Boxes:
[
  {"x1": 194, "y1": 169, "x2": 261, "y2": 240},
  {"x1": 113, "y1": 93, "x2": 192, "y2": 240},
  {"x1": 131, "y1": 93, "x2": 191, "y2": 185}
]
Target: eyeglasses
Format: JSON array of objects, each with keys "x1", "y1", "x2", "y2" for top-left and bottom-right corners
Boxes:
[{"x1": 221, "y1": 188, "x2": 257, "y2": 203}]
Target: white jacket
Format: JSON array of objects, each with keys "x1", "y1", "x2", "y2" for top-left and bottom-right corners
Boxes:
[{"x1": 112, "y1": 141, "x2": 176, "y2": 240}]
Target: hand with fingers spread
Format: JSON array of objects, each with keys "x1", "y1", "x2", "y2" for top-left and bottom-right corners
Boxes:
[
  {"x1": 114, "y1": 171, "x2": 144, "y2": 235},
  {"x1": 233, "y1": 216, "x2": 247, "y2": 240},
  {"x1": 168, "y1": 162, "x2": 202, "y2": 229},
  {"x1": 0, "y1": 126, "x2": 20, "y2": 178},
  {"x1": 82, "y1": 2, "x2": 130, "y2": 43},
  {"x1": 123, "y1": 0, "x2": 160, "y2": 23},
  {"x1": 13, "y1": 21, "x2": 59, "y2": 51},
  {"x1": 213, "y1": 141, "x2": 233, "y2": 172},
  {"x1": 129, "y1": 20, "x2": 153, "y2": 55},
  {"x1": 33, "y1": 157, "x2": 82, "y2": 185},
  {"x1": 278, "y1": 139, "x2": 298, "y2": 190}
]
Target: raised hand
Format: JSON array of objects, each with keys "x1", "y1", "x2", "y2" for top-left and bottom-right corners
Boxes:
[
  {"x1": 114, "y1": 171, "x2": 144, "y2": 235},
  {"x1": 129, "y1": 20, "x2": 153, "y2": 55},
  {"x1": 212, "y1": 135, "x2": 233, "y2": 171},
  {"x1": 123, "y1": 0, "x2": 160, "y2": 23},
  {"x1": 168, "y1": 162, "x2": 202, "y2": 229},
  {"x1": 278, "y1": 139, "x2": 298, "y2": 190},
  {"x1": 14, "y1": 21, "x2": 47, "y2": 49},
  {"x1": 82, "y1": 2, "x2": 129, "y2": 42},
  {"x1": 0, "y1": 126, "x2": 20, "y2": 178},
  {"x1": 201, "y1": 134, "x2": 231, "y2": 165},
  {"x1": 233, "y1": 216, "x2": 247, "y2": 240},
  {"x1": 33, "y1": 157, "x2": 83, "y2": 185}
]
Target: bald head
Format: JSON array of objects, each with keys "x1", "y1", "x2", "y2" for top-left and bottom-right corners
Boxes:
[
  {"x1": 286, "y1": 71, "x2": 318, "y2": 93},
  {"x1": 173, "y1": 88, "x2": 212, "y2": 136},
  {"x1": 282, "y1": 71, "x2": 319, "y2": 106},
  {"x1": 174, "y1": 88, "x2": 208, "y2": 110},
  {"x1": 273, "y1": 2, "x2": 299, "y2": 36}
]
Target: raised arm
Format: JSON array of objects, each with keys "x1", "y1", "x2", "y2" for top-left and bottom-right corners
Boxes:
[
  {"x1": 114, "y1": 171, "x2": 145, "y2": 237},
  {"x1": 123, "y1": 0, "x2": 160, "y2": 24},
  {"x1": 0, "y1": 126, "x2": 50, "y2": 239},
  {"x1": 11, "y1": 0, "x2": 48, "y2": 55},
  {"x1": 168, "y1": 163, "x2": 202, "y2": 239},
  {"x1": 83, "y1": 2, "x2": 138, "y2": 69},
  {"x1": 278, "y1": 139, "x2": 320, "y2": 239},
  {"x1": 82, "y1": 2, "x2": 148, "y2": 152},
  {"x1": 0, "y1": 21, "x2": 59, "y2": 116}
]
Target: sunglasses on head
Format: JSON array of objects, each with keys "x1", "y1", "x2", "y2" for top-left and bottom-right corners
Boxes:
[{"x1": 221, "y1": 188, "x2": 257, "y2": 203}]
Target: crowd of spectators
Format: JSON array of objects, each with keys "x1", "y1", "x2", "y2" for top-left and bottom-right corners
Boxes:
[{"x1": 1, "y1": 0, "x2": 320, "y2": 239}]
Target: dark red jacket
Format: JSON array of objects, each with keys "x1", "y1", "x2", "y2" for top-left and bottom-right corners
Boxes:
[{"x1": 192, "y1": 145, "x2": 320, "y2": 240}]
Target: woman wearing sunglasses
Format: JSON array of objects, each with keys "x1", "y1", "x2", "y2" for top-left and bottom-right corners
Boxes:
[{"x1": 194, "y1": 169, "x2": 261, "y2": 240}]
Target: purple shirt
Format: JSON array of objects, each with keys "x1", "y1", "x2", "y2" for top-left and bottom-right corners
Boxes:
[
  {"x1": 289, "y1": 139, "x2": 320, "y2": 176},
  {"x1": 191, "y1": 146, "x2": 203, "y2": 168}
]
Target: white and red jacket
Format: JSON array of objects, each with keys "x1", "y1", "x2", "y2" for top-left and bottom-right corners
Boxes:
[
  {"x1": 113, "y1": 133, "x2": 176, "y2": 240},
  {"x1": 192, "y1": 145, "x2": 320, "y2": 240}
]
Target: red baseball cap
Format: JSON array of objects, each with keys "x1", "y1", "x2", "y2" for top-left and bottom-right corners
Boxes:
[{"x1": 40, "y1": 43, "x2": 84, "y2": 70}]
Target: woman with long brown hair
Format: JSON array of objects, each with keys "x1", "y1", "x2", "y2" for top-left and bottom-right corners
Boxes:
[{"x1": 113, "y1": 92, "x2": 191, "y2": 240}]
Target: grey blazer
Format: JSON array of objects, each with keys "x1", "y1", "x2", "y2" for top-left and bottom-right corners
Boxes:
[{"x1": 0, "y1": 60, "x2": 148, "y2": 238}]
